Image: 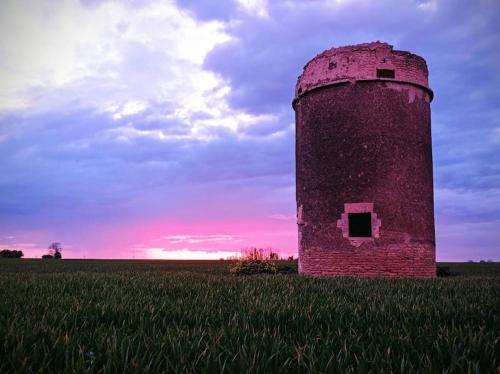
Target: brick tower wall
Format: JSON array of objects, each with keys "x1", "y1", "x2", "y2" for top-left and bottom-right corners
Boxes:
[{"x1": 294, "y1": 42, "x2": 436, "y2": 277}]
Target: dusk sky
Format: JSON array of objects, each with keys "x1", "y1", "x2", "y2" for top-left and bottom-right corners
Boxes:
[{"x1": 0, "y1": 0, "x2": 499, "y2": 260}]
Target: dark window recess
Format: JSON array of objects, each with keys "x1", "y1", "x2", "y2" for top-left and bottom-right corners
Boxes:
[
  {"x1": 376, "y1": 68, "x2": 395, "y2": 79},
  {"x1": 348, "y1": 213, "x2": 372, "y2": 237}
]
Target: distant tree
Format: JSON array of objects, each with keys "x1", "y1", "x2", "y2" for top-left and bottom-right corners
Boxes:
[
  {"x1": 287, "y1": 256, "x2": 294, "y2": 261},
  {"x1": 241, "y1": 247, "x2": 285, "y2": 261},
  {"x1": 0, "y1": 249, "x2": 24, "y2": 258},
  {"x1": 242, "y1": 248, "x2": 266, "y2": 260},
  {"x1": 47, "y1": 242, "x2": 63, "y2": 259},
  {"x1": 42, "y1": 254, "x2": 54, "y2": 259},
  {"x1": 269, "y1": 251, "x2": 279, "y2": 260}
]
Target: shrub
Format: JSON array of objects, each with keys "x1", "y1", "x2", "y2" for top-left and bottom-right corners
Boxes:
[
  {"x1": 0, "y1": 249, "x2": 24, "y2": 258},
  {"x1": 229, "y1": 259, "x2": 277, "y2": 276},
  {"x1": 437, "y1": 266, "x2": 458, "y2": 277},
  {"x1": 277, "y1": 264, "x2": 297, "y2": 274}
]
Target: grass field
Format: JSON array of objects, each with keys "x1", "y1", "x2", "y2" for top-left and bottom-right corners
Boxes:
[{"x1": 1, "y1": 260, "x2": 499, "y2": 373}]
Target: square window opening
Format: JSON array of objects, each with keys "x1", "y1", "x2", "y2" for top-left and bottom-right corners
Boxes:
[
  {"x1": 376, "y1": 68, "x2": 395, "y2": 79},
  {"x1": 348, "y1": 213, "x2": 372, "y2": 237}
]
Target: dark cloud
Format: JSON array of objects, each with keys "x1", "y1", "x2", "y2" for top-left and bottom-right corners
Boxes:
[{"x1": 0, "y1": 105, "x2": 294, "y2": 223}]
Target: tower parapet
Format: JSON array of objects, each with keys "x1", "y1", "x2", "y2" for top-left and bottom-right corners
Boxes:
[{"x1": 293, "y1": 42, "x2": 433, "y2": 107}]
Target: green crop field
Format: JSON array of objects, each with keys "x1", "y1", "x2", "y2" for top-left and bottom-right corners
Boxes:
[{"x1": 1, "y1": 260, "x2": 499, "y2": 373}]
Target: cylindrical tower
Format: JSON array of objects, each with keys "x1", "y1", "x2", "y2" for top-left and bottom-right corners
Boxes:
[{"x1": 294, "y1": 42, "x2": 435, "y2": 277}]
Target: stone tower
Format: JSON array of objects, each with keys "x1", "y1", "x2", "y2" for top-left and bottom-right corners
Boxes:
[{"x1": 294, "y1": 42, "x2": 435, "y2": 277}]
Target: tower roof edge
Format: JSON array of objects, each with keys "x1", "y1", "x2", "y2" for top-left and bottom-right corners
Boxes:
[{"x1": 294, "y1": 42, "x2": 432, "y2": 106}]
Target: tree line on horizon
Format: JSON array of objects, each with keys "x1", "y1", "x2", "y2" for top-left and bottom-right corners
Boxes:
[
  {"x1": 0, "y1": 242, "x2": 63, "y2": 259},
  {"x1": 0, "y1": 249, "x2": 24, "y2": 258}
]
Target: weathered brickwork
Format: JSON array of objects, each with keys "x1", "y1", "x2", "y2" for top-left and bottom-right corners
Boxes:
[
  {"x1": 293, "y1": 41, "x2": 432, "y2": 103},
  {"x1": 294, "y1": 42, "x2": 436, "y2": 277},
  {"x1": 299, "y1": 244, "x2": 435, "y2": 277}
]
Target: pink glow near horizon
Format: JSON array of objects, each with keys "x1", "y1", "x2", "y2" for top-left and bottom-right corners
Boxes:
[
  {"x1": 2, "y1": 216, "x2": 298, "y2": 260},
  {"x1": 2, "y1": 213, "x2": 496, "y2": 262}
]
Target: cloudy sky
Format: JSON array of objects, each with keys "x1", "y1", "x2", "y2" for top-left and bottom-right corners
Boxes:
[{"x1": 0, "y1": 0, "x2": 499, "y2": 260}]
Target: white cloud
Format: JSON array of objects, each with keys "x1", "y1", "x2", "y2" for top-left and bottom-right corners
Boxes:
[
  {"x1": 0, "y1": 0, "x2": 123, "y2": 109},
  {"x1": 0, "y1": 0, "x2": 230, "y2": 101},
  {"x1": 13, "y1": 243, "x2": 37, "y2": 247},
  {"x1": 417, "y1": 0, "x2": 438, "y2": 12},
  {"x1": 237, "y1": 0, "x2": 269, "y2": 17},
  {"x1": 164, "y1": 234, "x2": 242, "y2": 244},
  {"x1": 111, "y1": 101, "x2": 148, "y2": 119},
  {"x1": 0, "y1": 0, "x2": 277, "y2": 141},
  {"x1": 146, "y1": 247, "x2": 240, "y2": 259},
  {"x1": 269, "y1": 214, "x2": 295, "y2": 221}
]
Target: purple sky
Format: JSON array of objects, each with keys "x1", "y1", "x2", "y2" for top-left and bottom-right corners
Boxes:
[{"x1": 0, "y1": 0, "x2": 499, "y2": 260}]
